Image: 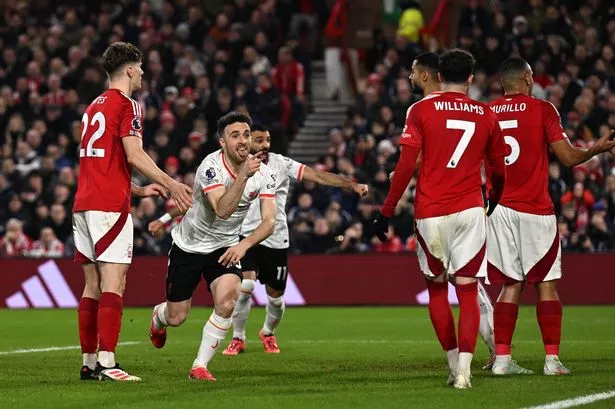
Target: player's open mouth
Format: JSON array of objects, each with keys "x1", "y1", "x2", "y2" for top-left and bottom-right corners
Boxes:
[{"x1": 237, "y1": 146, "x2": 248, "y2": 155}]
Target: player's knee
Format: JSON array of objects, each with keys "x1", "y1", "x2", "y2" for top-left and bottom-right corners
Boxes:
[
  {"x1": 82, "y1": 282, "x2": 101, "y2": 300},
  {"x1": 218, "y1": 297, "x2": 237, "y2": 316},
  {"x1": 241, "y1": 278, "x2": 256, "y2": 293}
]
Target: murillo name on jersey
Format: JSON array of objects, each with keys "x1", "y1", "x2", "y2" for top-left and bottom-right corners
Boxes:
[{"x1": 490, "y1": 103, "x2": 527, "y2": 114}]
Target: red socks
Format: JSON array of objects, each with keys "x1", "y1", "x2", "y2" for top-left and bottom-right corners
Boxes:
[
  {"x1": 455, "y1": 282, "x2": 480, "y2": 353},
  {"x1": 537, "y1": 300, "x2": 562, "y2": 355},
  {"x1": 98, "y1": 292, "x2": 123, "y2": 352},
  {"x1": 427, "y1": 281, "x2": 457, "y2": 351},
  {"x1": 78, "y1": 297, "x2": 99, "y2": 353},
  {"x1": 494, "y1": 302, "x2": 519, "y2": 355}
]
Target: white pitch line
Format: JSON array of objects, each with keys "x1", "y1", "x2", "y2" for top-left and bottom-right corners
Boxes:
[
  {"x1": 0, "y1": 341, "x2": 141, "y2": 356},
  {"x1": 519, "y1": 390, "x2": 615, "y2": 409}
]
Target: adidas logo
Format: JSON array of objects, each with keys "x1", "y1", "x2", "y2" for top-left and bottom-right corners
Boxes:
[
  {"x1": 249, "y1": 273, "x2": 305, "y2": 306},
  {"x1": 5, "y1": 260, "x2": 78, "y2": 309},
  {"x1": 415, "y1": 282, "x2": 459, "y2": 305}
]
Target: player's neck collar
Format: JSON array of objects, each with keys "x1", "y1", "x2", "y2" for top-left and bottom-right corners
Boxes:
[{"x1": 221, "y1": 151, "x2": 238, "y2": 180}]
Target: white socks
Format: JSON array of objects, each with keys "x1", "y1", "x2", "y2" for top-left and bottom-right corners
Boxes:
[
  {"x1": 458, "y1": 352, "x2": 474, "y2": 375},
  {"x1": 153, "y1": 302, "x2": 168, "y2": 329},
  {"x1": 83, "y1": 353, "x2": 96, "y2": 370},
  {"x1": 447, "y1": 348, "x2": 459, "y2": 374},
  {"x1": 263, "y1": 295, "x2": 285, "y2": 335},
  {"x1": 193, "y1": 312, "x2": 231, "y2": 368},
  {"x1": 98, "y1": 351, "x2": 115, "y2": 368},
  {"x1": 232, "y1": 279, "x2": 255, "y2": 340},
  {"x1": 477, "y1": 282, "x2": 495, "y2": 354}
]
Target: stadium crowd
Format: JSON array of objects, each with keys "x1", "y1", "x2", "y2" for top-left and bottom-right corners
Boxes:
[{"x1": 1, "y1": 0, "x2": 615, "y2": 258}]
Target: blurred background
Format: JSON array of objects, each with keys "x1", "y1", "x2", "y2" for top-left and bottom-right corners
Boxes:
[{"x1": 0, "y1": 0, "x2": 614, "y2": 260}]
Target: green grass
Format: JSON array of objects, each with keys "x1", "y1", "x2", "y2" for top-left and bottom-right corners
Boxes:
[{"x1": 1, "y1": 307, "x2": 614, "y2": 409}]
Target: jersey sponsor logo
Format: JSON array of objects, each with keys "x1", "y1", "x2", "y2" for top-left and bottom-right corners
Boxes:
[
  {"x1": 205, "y1": 168, "x2": 216, "y2": 180},
  {"x1": 131, "y1": 116, "x2": 142, "y2": 130}
]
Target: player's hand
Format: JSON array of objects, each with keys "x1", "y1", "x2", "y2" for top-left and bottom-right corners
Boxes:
[
  {"x1": 591, "y1": 128, "x2": 615, "y2": 154},
  {"x1": 169, "y1": 181, "x2": 193, "y2": 212},
  {"x1": 218, "y1": 242, "x2": 248, "y2": 268},
  {"x1": 353, "y1": 183, "x2": 369, "y2": 197},
  {"x1": 238, "y1": 153, "x2": 262, "y2": 179},
  {"x1": 373, "y1": 213, "x2": 390, "y2": 242},
  {"x1": 148, "y1": 220, "x2": 164, "y2": 235},
  {"x1": 141, "y1": 183, "x2": 168, "y2": 198}
]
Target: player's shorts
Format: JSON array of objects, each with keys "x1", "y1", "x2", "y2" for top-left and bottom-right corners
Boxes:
[
  {"x1": 487, "y1": 205, "x2": 561, "y2": 285},
  {"x1": 165, "y1": 244, "x2": 243, "y2": 302},
  {"x1": 239, "y1": 237, "x2": 289, "y2": 291},
  {"x1": 73, "y1": 211, "x2": 133, "y2": 265},
  {"x1": 415, "y1": 207, "x2": 487, "y2": 279}
]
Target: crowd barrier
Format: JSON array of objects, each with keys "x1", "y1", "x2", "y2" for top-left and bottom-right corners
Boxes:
[{"x1": 0, "y1": 254, "x2": 612, "y2": 308}]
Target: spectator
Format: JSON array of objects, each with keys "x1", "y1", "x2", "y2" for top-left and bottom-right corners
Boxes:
[
  {"x1": 272, "y1": 46, "x2": 306, "y2": 128},
  {"x1": 0, "y1": 218, "x2": 31, "y2": 257},
  {"x1": 287, "y1": 193, "x2": 321, "y2": 224},
  {"x1": 15, "y1": 141, "x2": 41, "y2": 176},
  {"x1": 28, "y1": 226, "x2": 64, "y2": 258},
  {"x1": 49, "y1": 203, "x2": 71, "y2": 243}
]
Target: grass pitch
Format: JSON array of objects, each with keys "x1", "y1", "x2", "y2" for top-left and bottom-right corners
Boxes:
[{"x1": 1, "y1": 306, "x2": 614, "y2": 409}]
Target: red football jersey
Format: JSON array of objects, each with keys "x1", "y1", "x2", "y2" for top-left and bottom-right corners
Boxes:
[
  {"x1": 489, "y1": 94, "x2": 566, "y2": 215},
  {"x1": 73, "y1": 89, "x2": 143, "y2": 213},
  {"x1": 401, "y1": 91, "x2": 506, "y2": 219}
]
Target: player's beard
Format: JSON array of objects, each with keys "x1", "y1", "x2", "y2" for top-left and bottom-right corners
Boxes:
[
  {"x1": 235, "y1": 144, "x2": 249, "y2": 161},
  {"x1": 411, "y1": 82, "x2": 424, "y2": 96},
  {"x1": 250, "y1": 149, "x2": 269, "y2": 162}
]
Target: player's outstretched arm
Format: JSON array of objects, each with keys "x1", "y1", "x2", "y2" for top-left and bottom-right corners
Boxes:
[
  {"x1": 207, "y1": 154, "x2": 261, "y2": 220},
  {"x1": 218, "y1": 196, "x2": 275, "y2": 268},
  {"x1": 550, "y1": 130, "x2": 615, "y2": 167},
  {"x1": 373, "y1": 145, "x2": 420, "y2": 241},
  {"x1": 123, "y1": 137, "x2": 193, "y2": 212},
  {"x1": 148, "y1": 206, "x2": 186, "y2": 235},
  {"x1": 302, "y1": 166, "x2": 369, "y2": 197}
]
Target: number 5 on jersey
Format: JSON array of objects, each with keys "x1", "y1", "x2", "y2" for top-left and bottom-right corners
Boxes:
[
  {"x1": 498, "y1": 120, "x2": 520, "y2": 165},
  {"x1": 80, "y1": 112, "x2": 106, "y2": 158}
]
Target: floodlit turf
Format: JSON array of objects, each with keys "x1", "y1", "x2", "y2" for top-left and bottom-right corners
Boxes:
[{"x1": 1, "y1": 306, "x2": 614, "y2": 409}]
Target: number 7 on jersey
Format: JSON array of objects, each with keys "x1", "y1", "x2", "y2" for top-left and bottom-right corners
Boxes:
[{"x1": 446, "y1": 120, "x2": 476, "y2": 168}]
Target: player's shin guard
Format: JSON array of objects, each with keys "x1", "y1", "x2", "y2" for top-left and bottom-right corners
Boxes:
[
  {"x1": 232, "y1": 279, "x2": 255, "y2": 340},
  {"x1": 194, "y1": 312, "x2": 231, "y2": 368},
  {"x1": 78, "y1": 297, "x2": 99, "y2": 369},
  {"x1": 477, "y1": 282, "x2": 495, "y2": 353},
  {"x1": 426, "y1": 281, "x2": 458, "y2": 352},
  {"x1": 537, "y1": 300, "x2": 562, "y2": 357},
  {"x1": 456, "y1": 282, "x2": 480, "y2": 353},
  {"x1": 263, "y1": 295, "x2": 285, "y2": 335},
  {"x1": 494, "y1": 302, "x2": 518, "y2": 361},
  {"x1": 97, "y1": 292, "x2": 123, "y2": 368}
]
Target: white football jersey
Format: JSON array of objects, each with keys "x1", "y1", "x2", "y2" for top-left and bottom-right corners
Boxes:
[
  {"x1": 172, "y1": 150, "x2": 276, "y2": 254},
  {"x1": 241, "y1": 153, "x2": 305, "y2": 249}
]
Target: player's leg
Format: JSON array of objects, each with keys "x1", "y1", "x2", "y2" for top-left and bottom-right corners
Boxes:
[
  {"x1": 476, "y1": 280, "x2": 496, "y2": 369},
  {"x1": 535, "y1": 281, "x2": 569, "y2": 375},
  {"x1": 521, "y1": 213, "x2": 568, "y2": 375},
  {"x1": 191, "y1": 272, "x2": 241, "y2": 380},
  {"x1": 448, "y1": 207, "x2": 489, "y2": 389},
  {"x1": 258, "y1": 248, "x2": 288, "y2": 353},
  {"x1": 150, "y1": 244, "x2": 203, "y2": 348},
  {"x1": 223, "y1": 270, "x2": 254, "y2": 355},
  {"x1": 486, "y1": 205, "x2": 533, "y2": 375},
  {"x1": 73, "y1": 211, "x2": 101, "y2": 380},
  {"x1": 86, "y1": 211, "x2": 139, "y2": 381},
  {"x1": 416, "y1": 217, "x2": 458, "y2": 385},
  {"x1": 223, "y1": 243, "x2": 258, "y2": 355},
  {"x1": 78, "y1": 263, "x2": 100, "y2": 379}
]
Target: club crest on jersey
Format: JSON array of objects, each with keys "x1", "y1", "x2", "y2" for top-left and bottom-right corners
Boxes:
[
  {"x1": 248, "y1": 191, "x2": 258, "y2": 200},
  {"x1": 132, "y1": 116, "x2": 142, "y2": 130},
  {"x1": 205, "y1": 168, "x2": 216, "y2": 180}
]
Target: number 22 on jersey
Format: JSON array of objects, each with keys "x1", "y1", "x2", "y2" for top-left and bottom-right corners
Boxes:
[{"x1": 80, "y1": 112, "x2": 107, "y2": 158}]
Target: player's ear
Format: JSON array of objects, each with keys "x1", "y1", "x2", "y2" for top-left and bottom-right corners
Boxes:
[
  {"x1": 467, "y1": 74, "x2": 474, "y2": 85},
  {"x1": 437, "y1": 72, "x2": 443, "y2": 83}
]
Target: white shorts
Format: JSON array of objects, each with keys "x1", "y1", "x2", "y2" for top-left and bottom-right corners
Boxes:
[
  {"x1": 416, "y1": 207, "x2": 487, "y2": 279},
  {"x1": 487, "y1": 205, "x2": 561, "y2": 284},
  {"x1": 73, "y1": 211, "x2": 133, "y2": 265}
]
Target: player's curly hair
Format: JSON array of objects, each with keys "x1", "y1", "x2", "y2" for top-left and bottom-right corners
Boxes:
[
  {"x1": 217, "y1": 111, "x2": 253, "y2": 138},
  {"x1": 102, "y1": 42, "x2": 143, "y2": 78},
  {"x1": 438, "y1": 49, "x2": 475, "y2": 84}
]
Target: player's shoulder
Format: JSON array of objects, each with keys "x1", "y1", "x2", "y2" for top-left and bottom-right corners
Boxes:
[{"x1": 201, "y1": 149, "x2": 223, "y2": 167}]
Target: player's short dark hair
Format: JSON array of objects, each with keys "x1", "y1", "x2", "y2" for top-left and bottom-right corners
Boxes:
[
  {"x1": 102, "y1": 42, "x2": 143, "y2": 78},
  {"x1": 499, "y1": 57, "x2": 531, "y2": 80},
  {"x1": 414, "y1": 52, "x2": 439, "y2": 75},
  {"x1": 217, "y1": 111, "x2": 253, "y2": 138},
  {"x1": 251, "y1": 124, "x2": 269, "y2": 133},
  {"x1": 438, "y1": 49, "x2": 476, "y2": 84}
]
